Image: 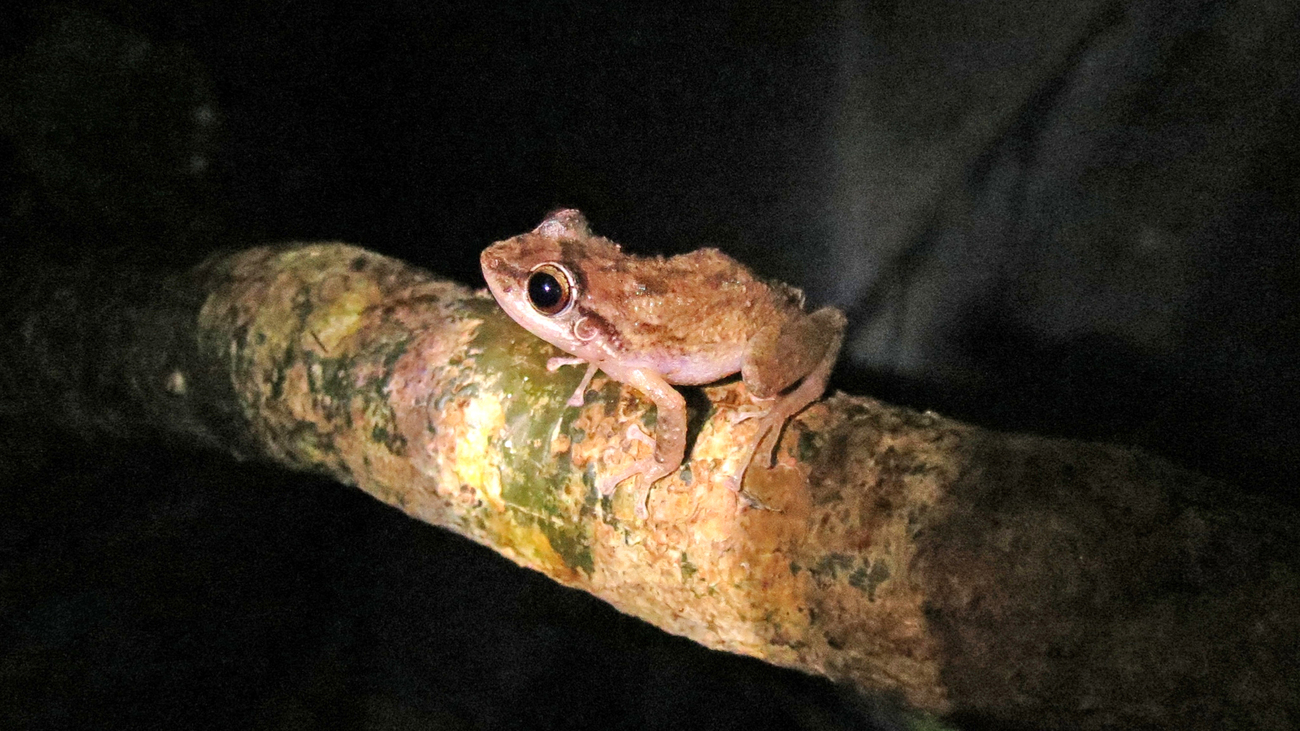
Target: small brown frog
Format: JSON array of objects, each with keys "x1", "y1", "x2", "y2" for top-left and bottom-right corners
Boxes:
[{"x1": 481, "y1": 209, "x2": 845, "y2": 512}]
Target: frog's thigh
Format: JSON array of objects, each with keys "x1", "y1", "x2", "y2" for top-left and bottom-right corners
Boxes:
[{"x1": 742, "y1": 308, "x2": 844, "y2": 399}]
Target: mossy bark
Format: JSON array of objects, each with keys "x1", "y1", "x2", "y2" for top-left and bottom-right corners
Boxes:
[{"x1": 4, "y1": 244, "x2": 1296, "y2": 730}]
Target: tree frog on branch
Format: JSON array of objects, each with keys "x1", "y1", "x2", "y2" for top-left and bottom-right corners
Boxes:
[{"x1": 480, "y1": 209, "x2": 845, "y2": 510}]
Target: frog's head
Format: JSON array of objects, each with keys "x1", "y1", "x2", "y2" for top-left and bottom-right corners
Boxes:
[{"x1": 480, "y1": 209, "x2": 619, "y2": 360}]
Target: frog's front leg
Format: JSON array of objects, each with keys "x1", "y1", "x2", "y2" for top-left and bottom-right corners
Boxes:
[
  {"x1": 547, "y1": 358, "x2": 599, "y2": 407},
  {"x1": 593, "y1": 365, "x2": 687, "y2": 508}
]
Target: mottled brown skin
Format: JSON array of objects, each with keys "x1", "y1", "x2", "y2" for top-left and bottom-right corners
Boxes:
[
  {"x1": 547, "y1": 240, "x2": 805, "y2": 370},
  {"x1": 481, "y1": 209, "x2": 845, "y2": 513}
]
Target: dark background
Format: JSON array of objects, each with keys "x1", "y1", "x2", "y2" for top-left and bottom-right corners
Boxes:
[{"x1": 1, "y1": 1, "x2": 1297, "y2": 728}]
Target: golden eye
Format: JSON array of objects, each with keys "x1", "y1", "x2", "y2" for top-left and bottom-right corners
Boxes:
[{"x1": 526, "y1": 263, "x2": 574, "y2": 315}]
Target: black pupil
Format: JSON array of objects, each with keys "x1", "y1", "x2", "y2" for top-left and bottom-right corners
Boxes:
[{"x1": 528, "y1": 271, "x2": 564, "y2": 311}]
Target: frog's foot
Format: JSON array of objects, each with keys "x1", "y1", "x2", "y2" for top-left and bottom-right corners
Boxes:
[
  {"x1": 721, "y1": 417, "x2": 778, "y2": 493},
  {"x1": 727, "y1": 397, "x2": 774, "y2": 425},
  {"x1": 595, "y1": 425, "x2": 673, "y2": 519},
  {"x1": 596, "y1": 458, "x2": 673, "y2": 519},
  {"x1": 736, "y1": 490, "x2": 781, "y2": 512},
  {"x1": 624, "y1": 422, "x2": 657, "y2": 448},
  {"x1": 752, "y1": 414, "x2": 787, "y2": 469},
  {"x1": 724, "y1": 401, "x2": 810, "y2": 495}
]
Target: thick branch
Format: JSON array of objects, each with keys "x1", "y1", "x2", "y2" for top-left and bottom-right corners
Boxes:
[{"x1": 5, "y1": 244, "x2": 1296, "y2": 730}]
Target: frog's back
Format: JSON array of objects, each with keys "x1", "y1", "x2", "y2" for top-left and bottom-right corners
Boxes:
[{"x1": 577, "y1": 245, "x2": 805, "y2": 357}]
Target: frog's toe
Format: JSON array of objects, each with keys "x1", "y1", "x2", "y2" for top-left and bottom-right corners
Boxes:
[
  {"x1": 595, "y1": 472, "x2": 625, "y2": 497},
  {"x1": 625, "y1": 423, "x2": 656, "y2": 447},
  {"x1": 755, "y1": 425, "x2": 783, "y2": 468},
  {"x1": 635, "y1": 487, "x2": 652, "y2": 519},
  {"x1": 728, "y1": 398, "x2": 773, "y2": 425},
  {"x1": 721, "y1": 470, "x2": 744, "y2": 492}
]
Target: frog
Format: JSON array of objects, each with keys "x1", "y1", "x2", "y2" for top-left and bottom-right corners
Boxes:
[{"x1": 480, "y1": 208, "x2": 845, "y2": 513}]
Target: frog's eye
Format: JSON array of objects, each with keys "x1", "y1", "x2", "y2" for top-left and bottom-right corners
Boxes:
[{"x1": 526, "y1": 263, "x2": 574, "y2": 316}]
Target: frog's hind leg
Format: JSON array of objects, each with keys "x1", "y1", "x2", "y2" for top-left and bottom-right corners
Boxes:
[
  {"x1": 721, "y1": 377, "x2": 823, "y2": 495},
  {"x1": 722, "y1": 420, "x2": 775, "y2": 493},
  {"x1": 735, "y1": 307, "x2": 846, "y2": 483}
]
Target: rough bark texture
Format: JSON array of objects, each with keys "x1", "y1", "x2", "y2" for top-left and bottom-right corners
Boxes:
[{"x1": 4, "y1": 244, "x2": 1296, "y2": 730}]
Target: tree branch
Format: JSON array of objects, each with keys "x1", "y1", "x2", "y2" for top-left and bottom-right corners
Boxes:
[{"x1": 5, "y1": 243, "x2": 1296, "y2": 729}]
